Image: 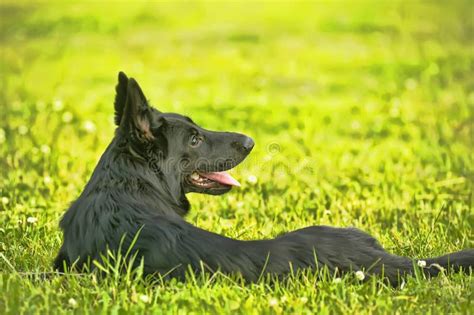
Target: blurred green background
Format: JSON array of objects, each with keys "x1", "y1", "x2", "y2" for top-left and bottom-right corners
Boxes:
[{"x1": 1, "y1": 1, "x2": 473, "y2": 314}]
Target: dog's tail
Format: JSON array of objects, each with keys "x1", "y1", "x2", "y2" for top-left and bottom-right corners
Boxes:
[
  {"x1": 420, "y1": 249, "x2": 474, "y2": 277},
  {"x1": 381, "y1": 249, "x2": 474, "y2": 284},
  {"x1": 282, "y1": 227, "x2": 473, "y2": 284},
  {"x1": 367, "y1": 249, "x2": 473, "y2": 285}
]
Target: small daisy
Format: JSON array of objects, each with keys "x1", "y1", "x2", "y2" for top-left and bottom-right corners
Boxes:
[
  {"x1": 27, "y1": 217, "x2": 38, "y2": 224},
  {"x1": 53, "y1": 99, "x2": 64, "y2": 111},
  {"x1": 43, "y1": 176, "x2": 52, "y2": 185},
  {"x1": 351, "y1": 121, "x2": 361, "y2": 130},
  {"x1": 247, "y1": 175, "x2": 258, "y2": 185},
  {"x1": 405, "y1": 78, "x2": 417, "y2": 90},
  {"x1": 417, "y1": 260, "x2": 427, "y2": 268},
  {"x1": 82, "y1": 120, "x2": 96, "y2": 133},
  {"x1": 68, "y1": 298, "x2": 78, "y2": 308},
  {"x1": 139, "y1": 294, "x2": 150, "y2": 303},
  {"x1": 355, "y1": 270, "x2": 365, "y2": 281},
  {"x1": 1, "y1": 197, "x2": 9, "y2": 205},
  {"x1": 62, "y1": 111, "x2": 74, "y2": 123},
  {"x1": 333, "y1": 277, "x2": 342, "y2": 283},
  {"x1": 300, "y1": 296, "x2": 308, "y2": 304},
  {"x1": 269, "y1": 297, "x2": 278, "y2": 307},
  {"x1": 18, "y1": 125, "x2": 28, "y2": 135},
  {"x1": 40, "y1": 144, "x2": 51, "y2": 155}
]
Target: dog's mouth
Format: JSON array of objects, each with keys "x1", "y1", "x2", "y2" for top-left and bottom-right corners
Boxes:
[
  {"x1": 187, "y1": 171, "x2": 240, "y2": 191},
  {"x1": 183, "y1": 146, "x2": 252, "y2": 195}
]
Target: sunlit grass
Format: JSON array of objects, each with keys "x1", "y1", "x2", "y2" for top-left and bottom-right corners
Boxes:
[{"x1": 1, "y1": 1, "x2": 473, "y2": 314}]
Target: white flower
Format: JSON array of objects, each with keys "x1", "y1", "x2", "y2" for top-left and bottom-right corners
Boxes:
[
  {"x1": 53, "y1": 99, "x2": 64, "y2": 111},
  {"x1": 68, "y1": 298, "x2": 78, "y2": 308},
  {"x1": 62, "y1": 111, "x2": 73, "y2": 123},
  {"x1": 269, "y1": 297, "x2": 278, "y2": 307},
  {"x1": 300, "y1": 296, "x2": 308, "y2": 304},
  {"x1": 18, "y1": 125, "x2": 28, "y2": 135},
  {"x1": 139, "y1": 294, "x2": 150, "y2": 303},
  {"x1": 405, "y1": 78, "x2": 417, "y2": 90},
  {"x1": 355, "y1": 270, "x2": 365, "y2": 281},
  {"x1": 417, "y1": 260, "x2": 427, "y2": 268},
  {"x1": 27, "y1": 217, "x2": 38, "y2": 224},
  {"x1": 246, "y1": 175, "x2": 258, "y2": 185},
  {"x1": 82, "y1": 120, "x2": 96, "y2": 133},
  {"x1": 43, "y1": 176, "x2": 52, "y2": 185},
  {"x1": 333, "y1": 277, "x2": 342, "y2": 283},
  {"x1": 40, "y1": 145, "x2": 51, "y2": 155},
  {"x1": 351, "y1": 121, "x2": 361, "y2": 130},
  {"x1": 1, "y1": 197, "x2": 9, "y2": 205}
]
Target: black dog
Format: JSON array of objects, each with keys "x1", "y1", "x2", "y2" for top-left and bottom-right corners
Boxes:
[{"x1": 54, "y1": 72, "x2": 473, "y2": 284}]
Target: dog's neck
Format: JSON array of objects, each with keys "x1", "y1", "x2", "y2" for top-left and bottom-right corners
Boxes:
[{"x1": 78, "y1": 136, "x2": 190, "y2": 218}]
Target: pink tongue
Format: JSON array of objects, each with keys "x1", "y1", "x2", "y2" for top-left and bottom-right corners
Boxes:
[{"x1": 200, "y1": 171, "x2": 241, "y2": 187}]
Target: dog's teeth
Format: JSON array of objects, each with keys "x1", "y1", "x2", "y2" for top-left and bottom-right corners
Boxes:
[{"x1": 191, "y1": 172, "x2": 200, "y2": 180}]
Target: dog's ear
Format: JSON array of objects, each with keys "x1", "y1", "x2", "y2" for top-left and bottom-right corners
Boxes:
[
  {"x1": 120, "y1": 77, "x2": 154, "y2": 141},
  {"x1": 114, "y1": 71, "x2": 129, "y2": 126}
]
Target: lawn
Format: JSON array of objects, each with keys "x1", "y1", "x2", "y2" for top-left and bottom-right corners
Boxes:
[{"x1": 1, "y1": 1, "x2": 473, "y2": 314}]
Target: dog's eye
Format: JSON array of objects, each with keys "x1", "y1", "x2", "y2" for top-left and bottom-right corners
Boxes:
[{"x1": 190, "y1": 135, "x2": 202, "y2": 148}]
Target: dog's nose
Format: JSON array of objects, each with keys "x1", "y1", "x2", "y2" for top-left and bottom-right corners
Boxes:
[
  {"x1": 232, "y1": 136, "x2": 254, "y2": 153},
  {"x1": 242, "y1": 137, "x2": 255, "y2": 152}
]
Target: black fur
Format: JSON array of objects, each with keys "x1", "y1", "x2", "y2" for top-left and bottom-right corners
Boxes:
[
  {"x1": 114, "y1": 71, "x2": 129, "y2": 126},
  {"x1": 54, "y1": 72, "x2": 474, "y2": 284}
]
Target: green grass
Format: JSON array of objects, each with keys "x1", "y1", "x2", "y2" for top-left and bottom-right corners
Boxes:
[{"x1": 1, "y1": 1, "x2": 473, "y2": 314}]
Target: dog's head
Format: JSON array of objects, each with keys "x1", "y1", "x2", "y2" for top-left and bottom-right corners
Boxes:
[{"x1": 113, "y1": 71, "x2": 254, "y2": 196}]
